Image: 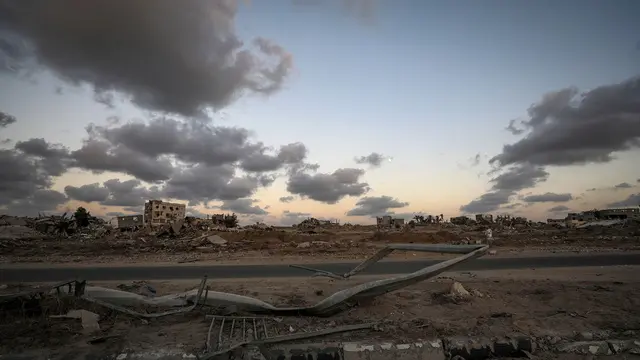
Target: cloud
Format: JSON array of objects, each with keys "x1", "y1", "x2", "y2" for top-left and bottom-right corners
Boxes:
[
  {"x1": 220, "y1": 198, "x2": 268, "y2": 215},
  {"x1": 470, "y1": 153, "x2": 482, "y2": 167},
  {"x1": 501, "y1": 203, "x2": 522, "y2": 210},
  {"x1": 346, "y1": 195, "x2": 409, "y2": 217},
  {"x1": 72, "y1": 139, "x2": 175, "y2": 182},
  {"x1": 240, "y1": 142, "x2": 309, "y2": 172},
  {"x1": 0, "y1": 149, "x2": 56, "y2": 206},
  {"x1": 3, "y1": 189, "x2": 67, "y2": 216},
  {"x1": 64, "y1": 183, "x2": 110, "y2": 203},
  {"x1": 280, "y1": 210, "x2": 312, "y2": 226},
  {"x1": 0, "y1": 111, "x2": 17, "y2": 128},
  {"x1": 279, "y1": 196, "x2": 295, "y2": 203},
  {"x1": 106, "y1": 211, "x2": 125, "y2": 217},
  {"x1": 491, "y1": 76, "x2": 640, "y2": 167},
  {"x1": 0, "y1": 0, "x2": 293, "y2": 116},
  {"x1": 354, "y1": 152, "x2": 387, "y2": 167},
  {"x1": 14, "y1": 138, "x2": 71, "y2": 177},
  {"x1": 522, "y1": 192, "x2": 573, "y2": 203},
  {"x1": 608, "y1": 194, "x2": 640, "y2": 208},
  {"x1": 505, "y1": 119, "x2": 524, "y2": 135},
  {"x1": 548, "y1": 205, "x2": 570, "y2": 213},
  {"x1": 163, "y1": 164, "x2": 271, "y2": 206},
  {"x1": 614, "y1": 182, "x2": 633, "y2": 189},
  {"x1": 286, "y1": 168, "x2": 369, "y2": 204},
  {"x1": 70, "y1": 117, "x2": 309, "y2": 184},
  {"x1": 460, "y1": 164, "x2": 549, "y2": 213}
]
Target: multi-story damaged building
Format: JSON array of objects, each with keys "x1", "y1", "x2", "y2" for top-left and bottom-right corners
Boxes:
[{"x1": 144, "y1": 200, "x2": 186, "y2": 226}]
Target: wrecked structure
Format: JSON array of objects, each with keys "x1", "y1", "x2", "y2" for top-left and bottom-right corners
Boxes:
[
  {"x1": 475, "y1": 214, "x2": 494, "y2": 224},
  {"x1": 144, "y1": 200, "x2": 186, "y2": 226},
  {"x1": 566, "y1": 206, "x2": 640, "y2": 226},
  {"x1": 376, "y1": 215, "x2": 404, "y2": 229},
  {"x1": 116, "y1": 215, "x2": 144, "y2": 229}
]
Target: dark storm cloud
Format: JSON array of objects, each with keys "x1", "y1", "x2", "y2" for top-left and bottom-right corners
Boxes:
[
  {"x1": 220, "y1": 198, "x2": 268, "y2": 215},
  {"x1": 14, "y1": 138, "x2": 71, "y2": 176},
  {"x1": 522, "y1": 192, "x2": 573, "y2": 203},
  {"x1": 162, "y1": 164, "x2": 269, "y2": 206},
  {"x1": 0, "y1": 0, "x2": 293, "y2": 116},
  {"x1": 77, "y1": 118, "x2": 308, "y2": 182},
  {"x1": 71, "y1": 139, "x2": 175, "y2": 182},
  {"x1": 0, "y1": 149, "x2": 53, "y2": 205},
  {"x1": 460, "y1": 190, "x2": 513, "y2": 214},
  {"x1": 346, "y1": 196, "x2": 409, "y2": 217},
  {"x1": 548, "y1": 205, "x2": 570, "y2": 213},
  {"x1": 0, "y1": 111, "x2": 17, "y2": 128},
  {"x1": 354, "y1": 152, "x2": 387, "y2": 167},
  {"x1": 279, "y1": 196, "x2": 295, "y2": 203},
  {"x1": 505, "y1": 119, "x2": 525, "y2": 135},
  {"x1": 101, "y1": 179, "x2": 162, "y2": 207},
  {"x1": 491, "y1": 76, "x2": 640, "y2": 167},
  {"x1": 286, "y1": 168, "x2": 369, "y2": 204},
  {"x1": 64, "y1": 179, "x2": 162, "y2": 207},
  {"x1": 240, "y1": 142, "x2": 309, "y2": 172},
  {"x1": 608, "y1": 194, "x2": 640, "y2": 208},
  {"x1": 459, "y1": 164, "x2": 549, "y2": 213},
  {"x1": 63, "y1": 183, "x2": 110, "y2": 203},
  {"x1": 3, "y1": 189, "x2": 67, "y2": 216}
]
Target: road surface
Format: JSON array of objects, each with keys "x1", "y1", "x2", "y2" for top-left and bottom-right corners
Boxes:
[{"x1": 1, "y1": 253, "x2": 639, "y2": 282}]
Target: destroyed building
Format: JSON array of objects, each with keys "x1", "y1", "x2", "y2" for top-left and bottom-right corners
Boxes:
[
  {"x1": 475, "y1": 214, "x2": 494, "y2": 224},
  {"x1": 117, "y1": 215, "x2": 144, "y2": 229},
  {"x1": 599, "y1": 207, "x2": 640, "y2": 220},
  {"x1": 144, "y1": 200, "x2": 186, "y2": 226},
  {"x1": 376, "y1": 215, "x2": 404, "y2": 229},
  {"x1": 450, "y1": 216, "x2": 473, "y2": 225}
]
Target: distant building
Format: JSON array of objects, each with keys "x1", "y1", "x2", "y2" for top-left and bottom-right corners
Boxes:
[
  {"x1": 144, "y1": 200, "x2": 186, "y2": 226},
  {"x1": 599, "y1": 207, "x2": 639, "y2": 220},
  {"x1": 117, "y1": 214, "x2": 144, "y2": 229},
  {"x1": 547, "y1": 218, "x2": 564, "y2": 224},
  {"x1": 376, "y1": 215, "x2": 404, "y2": 228},
  {"x1": 475, "y1": 214, "x2": 494, "y2": 223}
]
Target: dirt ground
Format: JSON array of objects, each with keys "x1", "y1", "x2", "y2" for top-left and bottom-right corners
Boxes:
[
  {"x1": 2, "y1": 224, "x2": 640, "y2": 265},
  {"x1": 1, "y1": 266, "x2": 639, "y2": 355}
]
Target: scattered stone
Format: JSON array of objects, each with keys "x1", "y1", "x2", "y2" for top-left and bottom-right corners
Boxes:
[
  {"x1": 297, "y1": 242, "x2": 310, "y2": 248},
  {"x1": 557, "y1": 341, "x2": 612, "y2": 355},
  {"x1": 578, "y1": 331, "x2": 594, "y2": 341},
  {"x1": 488, "y1": 250, "x2": 497, "y2": 255},
  {"x1": 449, "y1": 282, "x2": 471, "y2": 299},
  {"x1": 51, "y1": 309, "x2": 100, "y2": 334},
  {"x1": 206, "y1": 235, "x2": 228, "y2": 245}
]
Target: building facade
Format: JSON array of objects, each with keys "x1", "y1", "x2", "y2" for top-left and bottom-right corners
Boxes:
[{"x1": 144, "y1": 200, "x2": 186, "y2": 226}]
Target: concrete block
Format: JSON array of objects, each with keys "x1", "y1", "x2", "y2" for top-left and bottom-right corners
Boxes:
[
  {"x1": 493, "y1": 338, "x2": 518, "y2": 357},
  {"x1": 515, "y1": 336, "x2": 536, "y2": 354},
  {"x1": 607, "y1": 340, "x2": 640, "y2": 354},
  {"x1": 556, "y1": 341, "x2": 612, "y2": 355}
]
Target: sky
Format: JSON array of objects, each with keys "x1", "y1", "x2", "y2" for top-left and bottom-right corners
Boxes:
[{"x1": 1, "y1": 0, "x2": 639, "y2": 225}]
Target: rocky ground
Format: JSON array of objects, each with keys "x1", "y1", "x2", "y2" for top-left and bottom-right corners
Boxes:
[
  {"x1": 1, "y1": 266, "x2": 639, "y2": 356},
  {"x1": 2, "y1": 218, "x2": 640, "y2": 265}
]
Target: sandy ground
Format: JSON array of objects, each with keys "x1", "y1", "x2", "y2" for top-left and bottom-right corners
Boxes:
[
  {"x1": 3, "y1": 224, "x2": 639, "y2": 266},
  {"x1": 1, "y1": 265, "x2": 639, "y2": 355}
]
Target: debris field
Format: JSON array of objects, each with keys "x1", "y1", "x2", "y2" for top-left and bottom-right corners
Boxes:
[{"x1": 1, "y1": 214, "x2": 639, "y2": 265}]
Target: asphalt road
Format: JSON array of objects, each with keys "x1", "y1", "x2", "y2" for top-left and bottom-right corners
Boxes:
[{"x1": 1, "y1": 253, "x2": 639, "y2": 283}]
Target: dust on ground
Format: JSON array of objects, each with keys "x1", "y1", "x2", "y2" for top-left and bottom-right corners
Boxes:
[
  {"x1": 2, "y1": 214, "x2": 640, "y2": 265},
  {"x1": 1, "y1": 266, "x2": 638, "y2": 355}
]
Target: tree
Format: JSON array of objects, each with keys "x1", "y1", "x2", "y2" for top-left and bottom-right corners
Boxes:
[
  {"x1": 74, "y1": 207, "x2": 90, "y2": 227},
  {"x1": 223, "y1": 213, "x2": 239, "y2": 228}
]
